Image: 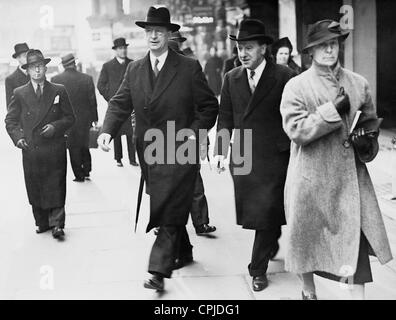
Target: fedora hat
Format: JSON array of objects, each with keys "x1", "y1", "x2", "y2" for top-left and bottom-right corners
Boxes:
[
  {"x1": 135, "y1": 6, "x2": 180, "y2": 32},
  {"x1": 170, "y1": 31, "x2": 186, "y2": 42},
  {"x1": 112, "y1": 37, "x2": 129, "y2": 49},
  {"x1": 12, "y1": 42, "x2": 30, "y2": 59},
  {"x1": 272, "y1": 37, "x2": 293, "y2": 55},
  {"x1": 22, "y1": 49, "x2": 51, "y2": 70},
  {"x1": 229, "y1": 19, "x2": 273, "y2": 44},
  {"x1": 61, "y1": 53, "x2": 76, "y2": 67},
  {"x1": 303, "y1": 20, "x2": 349, "y2": 53}
]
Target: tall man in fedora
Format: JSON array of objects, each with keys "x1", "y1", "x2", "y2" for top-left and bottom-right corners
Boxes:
[
  {"x1": 214, "y1": 19, "x2": 294, "y2": 291},
  {"x1": 5, "y1": 43, "x2": 30, "y2": 109},
  {"x1": 5, "y1": 49, "x2": 75, "y2": 239},
  {"x1": 97, "y1": 37, "x2": 137, "y2": 167},
  {"x1": 98, "y1": 6, "x2": 218, "y2": 291},
  {"x1": 52, "y1": 53, "x2": 98, "y2": 182}
]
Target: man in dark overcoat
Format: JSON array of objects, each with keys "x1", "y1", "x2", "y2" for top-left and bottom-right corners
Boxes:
[
  {"x1": 5, "y1": 49, "x2": 75, "y2": 239},
  {"x1": 52, "y1": 53, "x2": 98, "y2": 181},
  {"x1": 214, "y1": 19, "x2": 294, "y2": 291},
  {"x1": 97, "y1": 37, "x2": 137, "y2": 167},
  {"x1": 98, "y1": 6, "x2": 218, "y2": 291},
  {"x1": 5, "y1": 43, "x2": 30, "y2": 109}
]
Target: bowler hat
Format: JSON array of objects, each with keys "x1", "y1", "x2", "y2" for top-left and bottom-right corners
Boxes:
[
  {"x1": 61, "y1": 53, "x2": 76, "y2": 67},
  {"x1": 21, "y1": 49, "x2": 51, "y2": 70},
  {"x1": 12, "y1": 43, "x2": 30, "y2": 59},
  {"x1": 229, "y1": 19, "x2": 273, "y2": 44},
  {"x1": 303, "y1": 20, "x2": 349, "y2": 53},
  {"x1": 170, "y1": 31, "x2": 186, "y2": 42},
  {"x1": 272, "y1": 37, "x2": 293, "y2": 55},
  {"x1": 112, "y1": 38, "x2": 129, "y2": 50},
  {"x1": 135, "y1": 6, "x2": 180, "y2": 32}
]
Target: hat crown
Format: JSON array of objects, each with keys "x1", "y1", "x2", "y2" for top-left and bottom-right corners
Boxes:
[
  {"x1": 26, "y1": 49, "x2": 45, "y2": 64},
  {"x1": 113, "y1": 37, "x2": 128, "y2": 48},
  {"x1": 13, "y1": 42, "x2": 29, "y2": 58},
  {"x1": 146, "y1": 6, "x2": 171, "y2": 24},
  {"x1": 305, "y1": 19, "x2": 346, "y2": 47},
  {"x1": 61, "y1": 53, "x2": 75, "y2": 66},
  {"x1": 238, "y1": 19, "x2": 267, "y2": 37}
]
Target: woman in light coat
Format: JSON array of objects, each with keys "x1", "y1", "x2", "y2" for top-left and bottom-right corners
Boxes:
[{"x1": 280, "y1": 20, "x2": 392, "y2": 300}]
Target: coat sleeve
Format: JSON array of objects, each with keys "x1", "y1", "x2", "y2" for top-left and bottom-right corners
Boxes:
[
  {"x1": 5, "y1": 91, "x2": 25, "y2": 146},
  {"x1": 101, "y1": 64, "x2": 133, "y2": 138},
  {"x1": 5, "y1": 77, "x2": 13, "y2": 110},
  {"x1": 97, "y1": 64, "x2": 110, "y2": 101},
  {"x1": 50, "y1": 86, "x2": 76, "y2": 136},
  {"x1": 87, "y1": 76, "x2": 98, "y2": 122},
  {"x1": 280, "y1": 78, "x2": 343, "y2": 146}
]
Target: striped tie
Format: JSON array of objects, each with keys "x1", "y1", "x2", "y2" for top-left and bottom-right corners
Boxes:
[
  {"x1": 153, "y1": 59, "x2": 160, "y2": 78},
  {"x1": 249, "y1": 70, "x2": 256, "y2": 93}
]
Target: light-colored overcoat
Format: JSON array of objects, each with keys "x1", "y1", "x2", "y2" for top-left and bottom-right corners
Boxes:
[{"x1": 280, "y1": 61, "x2": 393, "y2": 276}]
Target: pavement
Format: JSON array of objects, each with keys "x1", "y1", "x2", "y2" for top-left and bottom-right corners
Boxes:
[{"x1": 1, "y1": 85, "x2": 396, "y2": 300}]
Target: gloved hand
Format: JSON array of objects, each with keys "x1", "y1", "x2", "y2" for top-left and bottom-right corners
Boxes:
[
  {"x1": 40, "y1": 124, "x2": 55, "y2": 138},
  {"x1": 16, "y1": 138, "x2": 29, "y2": 150},
  {"x1": 334, "y1": 87, "x2": 350, "y2": 116},
  {"x1": 351, "y1": 128, "x2": 373, "y2": 151}
]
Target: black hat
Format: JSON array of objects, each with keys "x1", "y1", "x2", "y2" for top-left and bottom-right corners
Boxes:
[
  {"x1": 229, "y1": 19, "x2": 273, "y2": 44},
  {"x1": 112, "y1": 37, "x2": 129, "y2": 50},
  {"x1": 135, "y1": 6, "x2": 180, "y2": 32},
  {"x1": 61, "y1": 53, "x2": 76, "y2": 67},
  {"x1": 170, "y1": 31, "x2": 186, "y2": 42},
  {"x1": 21, "y1": 49, "x2": 51, "y2": 70},
  {"x1": 272, "y1": 37, "x2": 293, "y2": 55},
  {"x1": 303, "y1": 20, "x2": 349, "y2": 53},
  {"x1": 12, "y1": 43, "x2": 30, "y2": 59}
]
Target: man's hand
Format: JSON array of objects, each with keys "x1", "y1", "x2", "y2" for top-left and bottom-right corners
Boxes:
[
  {"x1": 334, "y1": 87, "x2": 350, "y2": 116},
  {"x1": 214, "y1": 155, "x2": 225, "y2": 174},
  {"x1": 351, "y1": 127, "x2": 372, "y2": 150},
  {"x1": 40, "y1": 124, "x2": 55, "y2": 138},
  {"x1": 97, "y1": 133, "x2": 112, "y2": 152},
  {"x1": 16, "y1": 138, "x2": 29, "y2": 150}
]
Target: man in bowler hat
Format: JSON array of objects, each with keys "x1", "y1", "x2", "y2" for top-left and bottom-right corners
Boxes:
[
  {"x1": 98, "y1": 6, "x2": 218, "y2": 291},
  {"x1": 52, "y1": 53, "x2": 98, "y2": 182},
  {"x1": 5, "y1": 49, "x2": 75, "y2": 239},
  {"x1": 5, "y1": 43, "x2": 30, "y2": 109},
  {"x1": 214, "y1": 19, "x2": 294, "y2": 291},
  {"x1": 97, "y1": 38, "x2": 137, "y2": 167}
]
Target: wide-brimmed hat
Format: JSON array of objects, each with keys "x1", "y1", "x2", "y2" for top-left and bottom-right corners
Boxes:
[
  {"x1": 135, "y1": 6, "x2": 180, "y2": 32},
  {"x1": 229, "y1": 19, "x2": 273, "y2": 44},
  {"x1": 272, "y1": 37, "x2": 293, "y2": 55},
  {"x1": 12, "y1": 43, "x2": 30, "y2": 59},
  {"x1": 61, "y1": 53, "x2": 76, "y2": 67},
  {"x1": 21, "y1": 49, "x2": 51, "y2": 70},
  {"x1": 112, "y1": 37, "x2": 129, "y2": 49},
  {"x1": 170, "y1": 31, "x2": 186, "y2": 42},
  {"x1": 303, "y1": 20, "x2": 349, "y2": 53}
]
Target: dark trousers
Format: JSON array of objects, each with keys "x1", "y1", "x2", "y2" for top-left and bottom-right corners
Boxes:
[
  {"x1": 69, "y1": 147, "x2": 91, "y2": 179},
  {"x1": 190, "y1": 171, "x2": 209, "y2": 228},
  {"x1": 248, "y1": 226, "x2": 282, "y2": 277},
  {"x1": 148, "y1": 226, "x2": 193, "y2": 278},
  {"x1": 32, "y1": 206, "x2": 66, "y2": 228},
  {"x1": 114, "y1": 135, "x2": 136, "y2": 162}
]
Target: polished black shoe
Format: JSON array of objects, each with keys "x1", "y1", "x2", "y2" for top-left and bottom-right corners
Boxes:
[
  {"x1": 52, "y1": 227, "x2": 65, "y2": 239},
  {"x1": 252, "y1": 275, "x2": 268, "y2": 292},
  {"x1": 302, "y1": 291, "x2": 317, "y2": 300},
  {"x1": 173, "y1": 254, "x2": 193, "y2": 270},
  {"x1": 36, "y1": 225, "x2": 51, "y2": 234},
  {"x1": 130, "y1": 161, "x2": 139, "y2": 166},
  {"x1": 84, "y1": 173, "x2": 90, "y2": 179},
  {"x1": 153, "y1": 227, "x2": 160, "y2": 236},
  {"x1": 195, "y1": 224, "x2": 216, "y2": 235},
  {"x1": 116, "y1": 160, "x2": 123, "y2": 167},
  {"x1": 269, "y1": 242, "x2": 280, "y2": 260},
  {"x1": 144, "y1": 274, "x2": 164, "y2": 291},
  {"x1": 73, "y1": 177, "x2": 85, "y2": 182}
]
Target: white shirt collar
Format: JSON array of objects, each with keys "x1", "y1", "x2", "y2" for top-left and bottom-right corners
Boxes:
[
  {"x1": 150, "y1": 50, "x2": 168, "y2": 72},
  {"x1": 31, "y1": 81, "x2": 45, "y2": 92},
  {"x1": 246, "y1": 58, "x2": 267, "y2": 86},
  {"x1": 116, "y1": 57, "x2": 127, "y2": 65}
]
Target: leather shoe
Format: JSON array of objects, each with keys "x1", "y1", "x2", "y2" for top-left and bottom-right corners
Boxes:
[
  {"x1": 302, "y1": 291, "x2": 317, "y2": 300},
  {"x1": 173, "y1": 254, "x2": 193, "y2": 270},
  {"x1": 116, "y1": 161, "x2": 123, "y2": 167},
  {"x1": 144, "y1": 274, "x2": 164, "y2": 291},
  {"x1": 130, "y1": 161, "x2": 139, "y2": 166},
  {"x1": 36, "y1": 225, "x2": 51, "y2": 234},
  {"x1": 73, "y1": 177, "x2": 85, "y2": 182},
  {"x1": 252, "y1": 275, "x2": 268, "y2": 292},
  {"x1": 195, "y1": 224, "x2": 216, "y2": 235},
  {"x1": 52, "y1": 227, "x2": 65, "y2": 239}
]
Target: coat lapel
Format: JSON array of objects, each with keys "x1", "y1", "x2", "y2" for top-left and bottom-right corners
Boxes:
[
  {"x1": 140, "y1": 53, "x2": 153, "y2": 103},
  {"x1": 233, "y1": 67, "x2": 252, "y2": 110},
  {"x1": 33, "y1": 80, "x2": 57, "y2": 128}
]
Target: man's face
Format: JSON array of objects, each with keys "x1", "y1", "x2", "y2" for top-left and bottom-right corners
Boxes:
[
  {"x1": 27, "y1": 62, "x2": 47, "y2": 82},
  {"x1": 276, "y1": 47, "x2": 290, "y2": 66},
  {"x1": 311, "y1": 38, "x2": 339, "y2": 67},
  {"x1": 145, "y1": 26, "x2": 171, "y2": 55},
  {"x1": 115, "y1": 46, "x2": 128, "y2": 59},
  {"x1": 237, "y1": 40, "x2": 267, "y2": 70},
  {"x1": 16, "y1": 52, "x2": 28, "y2": 66}
]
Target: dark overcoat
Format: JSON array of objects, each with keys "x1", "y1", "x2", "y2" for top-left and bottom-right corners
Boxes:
[
  {"x1": 5, "y1": 67, "x2": 29, "y2": 109},
  {"x1": 97, "y1": 57, "x2": 133, "y2": 136},
  {"x1": 215, "y1": 61, "x2": 294, "y2": 230},
  {"x1": 5, "y1": 81, "x2": 75, "y2": 209},
  {"x1": 101, "y1": 50, "x2": 219, "y2": 232},
  {"x1": 52, "y1": 68, "x2": 98, "y2": 148}
]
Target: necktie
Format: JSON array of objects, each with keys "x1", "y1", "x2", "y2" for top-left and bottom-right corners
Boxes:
[
  {"x1": 36, "y1": 84, "x2": 42, "y2": 100},
  {"x1": 248, "y1": 70, "x2": 256, "y2": 93},
  {"x1": 153, "y1": 59, "x2": 160, "y2": 78}
]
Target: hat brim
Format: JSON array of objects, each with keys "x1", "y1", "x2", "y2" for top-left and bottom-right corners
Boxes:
[
  {"x1": 135, "y1": 21, "x2": 180, "y2": 33},
  {"x1": 170, "y1": 37, "x2": 187, "y2": 43},
  {"x1": 302, "y1": 32, "x2": 349, "y2": 53},
  {"x1": 229, "y1": 34, "x2": 273, "y2": 44},
  {"x1": 12, "y1": 49, "x2": 29, "y2": 59},
  {"x1": 112, "y1": 43, "x2": 129, "y2": 50},
  {"x1": 22, "y1": 58, "x2": 51, "y2": 70}
]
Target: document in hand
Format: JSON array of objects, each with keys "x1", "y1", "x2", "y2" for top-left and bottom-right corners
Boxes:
[{"x1": 349, "y1": 110, "x2": 383, "y2": 136}]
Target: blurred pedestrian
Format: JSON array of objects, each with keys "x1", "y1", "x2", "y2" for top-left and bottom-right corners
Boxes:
[
  {"x1": 280, "y1": 20, "x2": 393, "y2": 300},
  {"x1": 97, "y1": 6, "x2": 218, "y2": 292},
  {"x1": 5, "y1": 49, "x2": 75, "y2": 239},
  {"x1": 52, "y1": 53, "x2": 98, "y2": 182},
  {"x1": 271, "y1": 37, "x2": 301, "y2": 75},
  {"x1": 97, "y1": 38, "x2": 138, "y2": 167},
  {"x1": 204, "y1": 46, "x2": 223, "y2": 96},
  {"x1": 222, "y1": 45, "x2": 241, "y2": 76},
  {"x1": 5, "y1": 43, "x2": 30, "y2": 109}
]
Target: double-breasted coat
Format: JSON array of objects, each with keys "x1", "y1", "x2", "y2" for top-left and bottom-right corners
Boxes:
[
  {"x1": 5, "y1": 67, "x2": 29, "y2": 109},
  {"x1": 280, "y1": 62, "x2": 393, "y2": 276},
  {"x1": 97, "y1": 57, "x2": 133, "y2": 136},
  {"x1": 5, "y1": 81, "x2": 75, "y2": 209},
  {"x1": 101, "y1": 49, "x2": 219, "y2": 232},
  {"x1": 215, "y1": 61, "x2": 295, "y2": 230},
  {"x1": 52, "y1": 68, "x2": 98, "y2": 148}
]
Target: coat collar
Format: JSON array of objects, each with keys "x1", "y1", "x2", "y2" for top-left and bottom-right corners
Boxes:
[{"x1": 311, "y1": 60, "x2": 342, "y2": 81}]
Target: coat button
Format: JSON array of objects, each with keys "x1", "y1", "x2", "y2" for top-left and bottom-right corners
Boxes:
[{"x1": 343, "y1": 140, "x2": 351, "y2": 148}]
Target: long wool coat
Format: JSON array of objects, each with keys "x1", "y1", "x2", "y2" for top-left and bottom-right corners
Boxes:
[
  {"x1": 5, "y1": 81, "x2": 75, "y2": 209},
  {"x1": 280, "y1": 62, "x2": 393, "y2": 276},
  {"x1": 215, "y1": 61, "x2": 294, "y2": 230},
  {"x1": 5, "y1": 67, "x2": 29, "y2": 108},
  {"x1": 101, "y1": 50, "x2": 219, "y2": 232}
]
